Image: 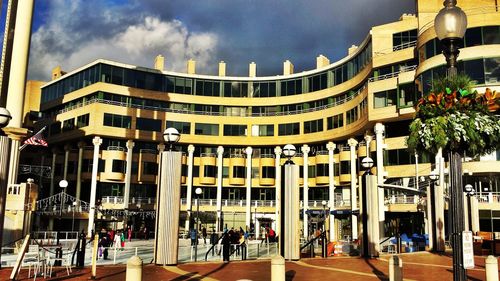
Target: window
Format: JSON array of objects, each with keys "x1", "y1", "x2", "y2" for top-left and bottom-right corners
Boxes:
[
  {"x1": 252, "y1": 124, "x2": 274, "y2": 136},
  {"x1": 327, "y1": 114, "x2": 344, "y2": 130},
  {"x1": 195, "y1": 123, "x2": 219, "y2": 136},
  {"x1": 103, "y1": 113, "x2": 131, "y2": 129},
  {"x1": 166, "y1": 121, "x2": 191, "y2": 134},
  {"x1": 142, "y1": 162, "x2": 158, "y2": 175},
  {"x1": 280, "y1": 79, "x2": 302, "y2": 96},
  {"x1": 483, "y1": 26, "x2": 500, "y2": 44},
  {"x1": 76, "y1": 114, "x2": 90, "y2": 128},
  {"x1": 195, "y1": 80, "x2": 220, "y2": 97},
  {"x1": 278, "y1": 122, "x2": 300, "y2": 136},
  {"x1": 261, "y1": 166, "x2": 275, "y2": 178},
  {"x1": 373, "y1": 89, "x2": 397, "y2": 108},
  {"x1": 485, "y1": 58, "x2": 500, "y2": 84},
  {"x1": 223, "y1": 124, "x2": 247, "y2": 136},
  {"x1": 252, "y1": 82, "x2": 276, "y2": 97},
  {"x1": 304, "y1": 118, "x2": 323, "y2": 134},
  {"x1": 136, "y1": 117, "x2": 162, "y2": 132},
  {"x1": 346, "y1": 107, "x2": 358, "y2": 125},
  {"x1": 316, "y1": 163, "x2": 329, "y2": 177},
  {"x1": 223, "y1": 81, "x2": 248, "y2": 97},
  {"x1": 112, "y1": 160, "x2": 126, "y2": 173},
  {"x1": 392, "y1": 29, "x2": 417, "y2": 48},
  {"x1": 62, "y1": 118, "x2": 75, "y2": 132},
  {"x1": 233, "y1": 166, "x2": 245, "y2": 178},
  {"x1": 398, "y1": 83, "x2": 417, "y2": 108},
  {"x1": 308, "y1": 73, "x2": 328, "y2": 92},
  {"x1": 203, "y1": 165, "x2": 216, "y2": 177},
  {"x1": 463, "y1": 59, "x2": 485, "y2": 84},
  {"x1": 340, "y1": 161, "x2": 351, "y2": 174}
]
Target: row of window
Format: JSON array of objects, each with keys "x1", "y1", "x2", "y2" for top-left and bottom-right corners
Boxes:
[
  {"x1": 419, "y1": 57, "x2": 500, "y2": 93},
  {"x1": 41, "y1": 42, "x2": 372, "y2": 103}
]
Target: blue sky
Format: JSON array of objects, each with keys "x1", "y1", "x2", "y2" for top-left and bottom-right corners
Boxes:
[{"x1": 1, "y1": 0, "x2": 415, "y2": 80}]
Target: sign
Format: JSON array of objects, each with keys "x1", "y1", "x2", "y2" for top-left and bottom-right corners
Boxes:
[{"x1": 462, "y1": 231, "x2": 475, "y2": 269}]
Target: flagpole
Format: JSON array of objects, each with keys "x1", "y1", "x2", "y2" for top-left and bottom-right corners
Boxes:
[{"x1": 19, "y1": 125, "x2": 47, "y2": 151}]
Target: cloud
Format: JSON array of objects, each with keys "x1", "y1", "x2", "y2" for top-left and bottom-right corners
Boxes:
[{"x1": 28, "y1": 0, "x2": 218, "y2": 80}]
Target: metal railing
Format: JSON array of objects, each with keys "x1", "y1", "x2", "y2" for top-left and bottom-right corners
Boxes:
[
  {"x1": 200, "y1": 153, "x2": 216, "y2": 157},
  {"x1": 107, "y1": 146, "x2": 125, "y2": 152},
  {"x1": 139, "y1": 149, "x2": 157, "y2": 154},
  {"x1": 374, "y1": 40, "x2": 417, "y2": 56},
  {"x1": 368, "y1": 65, "x2": 417, "y2": 82},
  {"x1": 385, "y1": 195, "x2": 419, "y2": 205},
  {"x1": 315, "y1": 151, "x2": 329, "y2": 155},
  {"x1": 477, "y1": 192, "x2": 500, "y2": 204}
]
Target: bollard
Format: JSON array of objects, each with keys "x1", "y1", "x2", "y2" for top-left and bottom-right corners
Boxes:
[
  {"x1": 389, "y1": 255, "x2": 403, "y2": 281},
  {"x1": 271, "y1": 255, "x2": 285, "y2": 281},
  {"x1": 126, "y1": 256, "x2": 143, "y2": 281},
  {"x1": 485, "y1": 255, "x2": 499, "y2": 281}
]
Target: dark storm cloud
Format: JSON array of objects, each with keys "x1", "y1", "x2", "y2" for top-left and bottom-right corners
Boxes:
[{"x1": 138, "y1": 0, "x2": 415, "y2": 76}]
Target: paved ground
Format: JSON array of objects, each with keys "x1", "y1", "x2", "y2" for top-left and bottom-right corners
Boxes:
[{"x1": 1, "y1": 252, "x2": 499, "y2": 280}]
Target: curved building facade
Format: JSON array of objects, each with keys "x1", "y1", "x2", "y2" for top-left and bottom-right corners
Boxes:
[{"x1": 21, "y1": 0, "x2": 500, "y2": 242}]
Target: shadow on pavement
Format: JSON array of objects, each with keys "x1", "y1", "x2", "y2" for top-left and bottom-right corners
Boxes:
[
  {"x1": 286, "y1": 269, "x2": 296, "y2": 280},
  {"x1": 171, "y1": 271, "x2": 199, "y2": 281},
  {"x1": 364, "y1": 258, "x2": 388, "y2": 281}
]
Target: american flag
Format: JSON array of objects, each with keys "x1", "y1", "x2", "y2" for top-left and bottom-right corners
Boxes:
[{"x1": 23, "y1": 126, "x2": 48, "y2": 147}]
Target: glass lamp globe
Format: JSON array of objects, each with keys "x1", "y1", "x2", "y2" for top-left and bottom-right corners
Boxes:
[
  {"x1": 434, "y1": 2, "x2": 467, "y2": 40},
  {"x1": 0, "y1": 107, "x2": 12, "y2": 129},
  {"x1": 163, "y1": 127, "x2": 180, "y2": 144},
  {"x1": 282, "y1": 144, "x2": 296, "y2": 158}
]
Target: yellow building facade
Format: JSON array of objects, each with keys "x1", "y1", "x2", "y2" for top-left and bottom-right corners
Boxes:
[{"x1": 20, "y1": 0, "x2": 500, "y2": 241}]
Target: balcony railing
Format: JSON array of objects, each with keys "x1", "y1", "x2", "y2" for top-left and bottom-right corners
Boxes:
[
  {"x1": 477, "y1": 192, "x2": 500, "y2": 204},
  {"x1": 368, "y1": 65, "x2": 417, "y2": 83},
  {"x1": 385, "y1": 195, "x2": 419, "y2": 205},
  {"x1": 107, "y1": 146, "x2": 125, "y2": 152}
]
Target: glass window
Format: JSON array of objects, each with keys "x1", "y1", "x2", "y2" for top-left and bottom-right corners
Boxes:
[
  {"x1": 373, "y1": 89, "x2": 397, "y2": 108},
  {"x1": 62, "y1": 118, "x2": 75, "y2": 132},
  {"x1": 464, "y1": 27, "x2": 482, "y2": 47},
  {"x1": 278, "y1": 122, "x2": 300, "y2": 136},
  {"x1": 340, "y1": 161, "x2": 350, "y2": 174},
  {"x1": 327, "y1": 114, "x2": 343, "y2": 130},
  {"x1": 103, "y1": 113, "x2": 131, "y2": 129},
  {"x1": 257, "y1": 124, "x2": 274, "y2": 136},
  {"x1": 261, "y1": 166, "x2": 275, "y2": 178},
  {"x1": 484, "y1": 58, "x2": 500, "y2": 84},
  {"x1": 233, "y1": 166, "x2": 245, "y2": 178},
  {"x1": 316, "y1": 163, "x2": 328, "y2": 177},
  {"x1": 463, "y1": 59, "x2": 485, "y2": 84},
  {"x1": 223, "y1": 124, "x2": 247, "y2": 136},
  {"x1": 166, "y1": 121, "x2": 191, "y2": 134},
  {"x1": 112, "y1": 160, "x2": 126, "y2": 173},
  {"x1": 203, "y1": 165, "x2": 216, "y2": 177},
  {"x1": 195, "y1": 123, "x2": 219, "y2": 136},
  {"x1": 76, "y1": 114, "x2": 90, "y2": 128},
  {"x1": 136, "y1": 117, "x2": 162, "y2": 132},
  {"x1": 142, "y1": 162, "x2": 158, "y2": 175},
  {"x1": 398, "y1": 83, "x2": 417, "y2": 108},
  {"x1": 304, "y1": 118, "x2": 323, "y2": 134},
  {"x1": 346, "y1": 107, "x2": 358, "y2": 125},
  {"x1": 483, "y1": 26, "x2": 500, "y2": 44}
]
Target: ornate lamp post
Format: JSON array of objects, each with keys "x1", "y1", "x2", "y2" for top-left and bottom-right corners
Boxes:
[
  {"x1": 282, "y1": 144, "x2": 296, "y2": 164},
  {"x1": 435, "y1": 1, "x2": 468, "y2": 280},
  {"x1": 464, "y1": 184, "x2": 475, "y2": 231},
  {"x1": 428, "y1": 170, "x2": 440, "y2": 252},
  {"x1": 194, "y1": 187, "x2": 202, "y2": 262},
  {"x1": 163, "y1": 127, "x2": 180, "y2": 151},
  {"x1": 361, "y1": 156, "x2": 375, "y2": 257}
]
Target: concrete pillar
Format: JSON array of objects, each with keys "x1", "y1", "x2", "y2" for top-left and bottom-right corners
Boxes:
[
  {"x1": 271, "y1": 255, "x2": 285, "y2": 281},
  {"x1": 63, "y1": 144, "x2": 71, "y2": 186},
  {"x1": 463, "y1": 194, "x2": 469, "y2": 231},
  {"x1": 49, "y1": 148, "x2": 57, "y2": 230},
  {"x1": 389, "y1": 255, "x2": 403, "y2": 281},
  {"x1": 316, "y1": 55, "x2": 330, "y2": 69},
  {"x1": 5, "y1": 0, "x2": 34, "y2": 186},
  {"x1": 434, "y1": 149, "x2": 445, "y2": 252},
  {"x1": 426, "y1": 184, "x2": 434, "y2": 250},
  {"x1": 155, "y1": 151, "x2": 182, "y2": 265},
  {"x1": 126, "y1": 256, "x2": 143, "y2": 281},
  {"x1": 87, "y1": 136, "x2": 102, "y2": 237},
  {"x1": 245, "y1": 147, "x2": 253, "y2": 229},
  {"x1": 216, "y1": 146, "x2": 224, "y2": 232},
  {"x1": 326, "y1": 142, "x2": 336, "y2": 242},
  {"x1": 374, "y1": 123, "x2": 385, "y2": 221},
  {"x1": 470, "y1": 196, "x2": 480, "y2": 234},
  {"x1": 0, "y1": 135, "x2": 11, "y2": 251},
  {"x1": 187, "y1": 59, "x2": 196, "y2": 74},
  {"x1": 283, "y1": 60, "x2": 294, "y2": 75},
  {"x1": 283, "y1": 163, "x2": 300, "y2": 260},
  {"x1": 76, "y1": 142, "x2": 85, "y2": 201},
  {"x1": 185, "y1": 145, "x2": 195, "y2": 232},
  {"x1": 218, "y1": 61, "x2": 226, "y2": 77},
  {"x1": 249, "y1": 62, "x2": 257, "y2": 77},
  {"x1": 274, "y1": 146, "x2": 282, "y2": 237},
  {"x1": 347, "y1": 138, "x2": 358, "y2": 240},
  {"x1": 123, "y1": 140, "x2": 134, "y2": 209},
  {"x1": 485, "y1": 255, "x2": 499, "y2": 281},
  {"x1": 154, "y1": 55, "x2": 164, "y2": 71},
  {"x1": 6, "y1": 130, "x2": 27, "y2": 186},
  {"x1": 365, "y1": 174, "x2": 380, "y2": 257},
  {"x1": 301, "y1": 145, "x2": 310, "y2": 238}
]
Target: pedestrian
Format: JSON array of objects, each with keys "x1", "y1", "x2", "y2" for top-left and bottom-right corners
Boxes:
[
  {"x1": 143, "y1": 226, "x2": 148, "y2": 240},
  {"x1": 121, "y1": 231, "x2": 125, "y2": 247},
  {"x1": 113, "y1": 230, "x2": 121, "y2": 249},
  {"x1": 190, "y1": 228, "x2": 197, "y2": 246},
  {"x1": 240, "y1": 231, "x2": 247, "y2": 260},
  {"x1": 127, "y1": 226, "x2": 132, "y2": 242},
  {"x1": 202, "y1": 227, "x2": 207, "y2": 245},
  {"x1": 222, "y1": 231, "x2": 231, "y2": 263},
  {"x1": 210, "y1": 230, "x2": 218, "y2": 256}
]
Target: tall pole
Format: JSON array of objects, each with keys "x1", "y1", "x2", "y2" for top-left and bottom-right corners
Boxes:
[
  {"x1": 195, "y1": 196, "x2": 199, "y2": 262},
  {"x1": 87, "y1": 136, "x2": 102, "y2": 237}
]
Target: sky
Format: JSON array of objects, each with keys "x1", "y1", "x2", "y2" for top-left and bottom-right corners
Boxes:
[{"x1": 1, "y1": 0, "x2": 415, "y2": 81}]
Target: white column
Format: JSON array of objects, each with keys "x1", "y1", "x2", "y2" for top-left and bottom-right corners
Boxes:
[
  {"x1": 426, "y1": 183, "x2": 434, "y2": 250},
  {"x1": 245, "y1": 147, "x2": 253, "y2": 229},
  {"x1": 123, "y1": 140, "x2": 134, "y2": 209},
  {"x1": 470, "y1": 196, "x2": 480, "y2": 234},
  {"x1": 326, "y1": 142, "x2": 336, "y2": 242},
  {"x1": 216, "y1": 146, "x2": 224, "y2": 232},
  {"x1": 348, "y1": 138, "x2": 358, "y2": 240},
  {"x1": 301, "y1": 145, "x2": 310, "y2": 238},
  {"x1": 434, "y1": 148, "x2": 445, "y2": 252},
  {"x1": 274, "y1": 146, "x2": 282, "y2": 237},
  {"x1": 50, "y1": 149, "x2": 57, "y2": 196},
  {"x1": 155, "y1": 151, "x2": 182, "y2": 265},
  {"x1": 87, "y1": 136, "x2": 102, "y2": 237},
  {"x1": 76, "y1": 142, "x2": 85, "y2": 201},
  {"x1": 374, "y1": 123, "x2": 385, "y2": 221},
  {"x1": 283, "y1": 163, "x2": 300, "y2": 260},
  {"x1": 63, "y1": 144, "x2": 71, "y2": 183},
  {"x1": 185, "y1": 145, "x2": 195, "y2": 232},
  {"x1": 5, "y1": 0, "x2": 35, "y2": 186}
]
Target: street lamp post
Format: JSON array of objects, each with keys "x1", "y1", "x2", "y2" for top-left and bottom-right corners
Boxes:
[
  {"x1": 464, "y1": 184, "x2": 475, "y2": 231},
  {"x1": 361, "y1": 156, "x2": 375, "y2": 257},
  {"x1": 194, "y1": 187, "x2": 202, "y2": 262},
  {"x1": 435, "y1": 1, "x2": 468, "y2": 280},
  {"x1": 281, "y1": 144, "x2": 300, "y2": 260},
  {"x1": 429, "y1": 170, "x2": 440, "y2": 252},
  {"x1": 59, "y1": 180, "x2": 68, "y2": 217},
  {"x1": 72, "y1": 201, "x2": 77, "y2": 232},
  {"x1": 321, "y1": 200, "x2": 327, "y2": 258}
]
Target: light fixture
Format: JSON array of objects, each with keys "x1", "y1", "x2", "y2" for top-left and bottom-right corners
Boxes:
[
  {"x1": 321, "y1": 200, "x2": 327, "y2": 207},
  {"x1": 361, "y1": 157, "x2": 374, "y2": 170},
  {"x1": 163, "y1": 127, "x2": 181, "y2": 150},
  {"x1": 282, "y1": 144, "x2": 296, "y2": 164},
  {"x1": 195, "y1": 187, "x2": 202, "y2": 196},
  {"x1": 59, "y1": 179, "x2": 68, "y2": 189},
  {"x1": 0, "y1": 107, "x2": 11, "y2": 129},
  {"x1": 27, "y1": 178, "x2": 34, "y2": 184},
  {"x1": 464, "y1": 184, "x2": 474, "y2": 194},
  {"x1": 429, "y1": 170, "x2": 439, "y2": 182}
]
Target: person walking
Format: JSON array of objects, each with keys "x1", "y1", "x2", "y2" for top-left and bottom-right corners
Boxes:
[
  {"x1": 210, "y1": 230, "x2": 218, "y2": 256},
  {"x1": 127, "y1": 226, "x2": 132, "y2": 242},
  {"x1": 202, "y1": 227, "x2": 207, "y2": 245},
  {"x1": 190, "y1": 228, "x2": 197, "y2": 246},
  {"x1": 222, "y1": 231, "x2": 231, "y2": 263}
]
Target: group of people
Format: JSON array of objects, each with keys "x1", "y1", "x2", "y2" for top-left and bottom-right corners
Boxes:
[
  {"x1": 97, "y1": 227, "x2": 133, "y2": 260},
  {"x1": 221, "y1": 227, "x2": 249, "y2": 262}
]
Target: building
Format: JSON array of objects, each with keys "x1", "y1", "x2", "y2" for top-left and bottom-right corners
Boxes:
[{"x1": 17, "y1": 0, "x2": 500, "y2": 243}]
